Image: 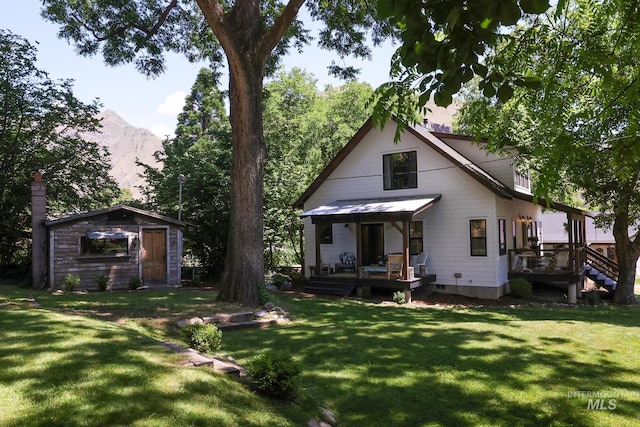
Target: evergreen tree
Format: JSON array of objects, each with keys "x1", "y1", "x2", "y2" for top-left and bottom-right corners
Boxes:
[{"x1": 140, "y1": 68, "x2": 231, "y2": 277}]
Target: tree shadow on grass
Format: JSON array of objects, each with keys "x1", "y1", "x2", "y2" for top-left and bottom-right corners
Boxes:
[
  {"x1": 0, "y1": 308, "x2": 305, "y2": 427},
  {"x1": 222, "y1": 296, "x2": 640, "y2": 426}
]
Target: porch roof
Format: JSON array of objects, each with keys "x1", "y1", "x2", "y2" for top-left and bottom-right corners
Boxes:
[{"x1": 300, "y1": 194, "x2": 441, "y2": 223}]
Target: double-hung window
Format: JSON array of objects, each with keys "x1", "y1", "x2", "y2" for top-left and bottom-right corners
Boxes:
[
  {"x1": 383, "y1": 151, "x2": 417, "y2": 190},
  {"x1": 470, "y1": 219, "x2": 487, "y2": 256}
]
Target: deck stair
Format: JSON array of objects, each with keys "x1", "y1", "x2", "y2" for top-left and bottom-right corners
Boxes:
[
  {"x1": 304, "y1": 276, "x2": 356, "y2": 296},
  {"x1": 584, "y1": 246, "x2": 618, "y2": 296}
]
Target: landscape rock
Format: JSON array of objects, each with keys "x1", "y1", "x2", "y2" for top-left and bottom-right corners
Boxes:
[
  {"x1": 176, "y1": 317, "x2": 204, "y2": 328},
  {"x1": 306, "y1": 420, "x2": 319, "y2": 427},
  {"x1": 318, "y1": 422, "x2": 333, "y2": 427},
  {"x1": 254, "y1": 310, "x2": 269, "y2": 318},
  {"x1": 320, "y1": 409, "x2": 337, "y2": 426}
]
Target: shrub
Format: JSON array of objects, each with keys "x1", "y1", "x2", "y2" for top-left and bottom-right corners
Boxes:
[
  {"x1": 62, "y1": 274, "x2": 80, "y2": 292},
  {"x1": 248, "y1": 350, "x2": 301, "y2": 399},
  {"x1": 392, "y1": 290, "x2": 406, "y2": 305},
  {"x1": 96, "y1": 274, "x2": 110, "y2": 292},
  {"x1": 129, "y1": 276, "x2": 143, "y2": 290},
  {"x1": 257, "y1": 282, "x2": 270, "y2": 305},
  {"x1": 509, "y1": 278, "x2": 532, "y2": 299},
  {"x1": 192, "y1": 273, "x2": 202, "y2": 286},
  {"x1": 586, "y1": 289, "x2": 601, "y2": 306},
  {"x1": 181, "y1": 323, "x2": 222, "y2": 354},
  {"x1": 358, "y1": 286, "x2": 372, "y2": 298},
  {"x1": 271, "y1": 273, "x2": 290, "y2": 289}
]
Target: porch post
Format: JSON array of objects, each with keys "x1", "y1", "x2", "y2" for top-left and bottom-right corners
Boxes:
[
  {"x1": 402, "y1": 220, "x2": 410, "y2": 280},
  {"x1": 566, "y1": 212, "x2": 574, "y2": 271},
  {"x1": 356, "y1": 221, "x2": 362, "y2": 278},
  {"x1": 314, "y1": 222, "x2": 321, "y2": 276}
]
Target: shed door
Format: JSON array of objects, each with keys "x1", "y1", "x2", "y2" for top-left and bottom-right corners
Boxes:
[{"x1": 142, "y1": 229, "x2": 167, "y2": 283}]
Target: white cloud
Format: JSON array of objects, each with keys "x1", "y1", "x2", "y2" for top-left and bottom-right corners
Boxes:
[
  {"x1": 149, "y1": 124, "x2": 175, "y2": 139},
  {"x1": 157, "y1": 91, "x2": 187, "y2": 116}
]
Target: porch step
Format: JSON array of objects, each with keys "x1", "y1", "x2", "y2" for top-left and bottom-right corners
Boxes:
[
  {"x1": 304, "y1": 277, "x2": 356, "y2": 296},
  {"x1": 304, "y1": 284, "x2": 355, "y2": 296},
  {"x1": 583, "y1": 265, "x2": 617, "y2": 295}
]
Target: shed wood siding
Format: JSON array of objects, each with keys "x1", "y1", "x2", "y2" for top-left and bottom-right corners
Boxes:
[{"x1": 49, "y1": 212, "x2": 182, "y2": 290}]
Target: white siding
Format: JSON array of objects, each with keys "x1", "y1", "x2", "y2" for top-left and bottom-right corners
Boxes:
[{"x1": 440, "y1": 136, "x2": 527, "y2": 194}]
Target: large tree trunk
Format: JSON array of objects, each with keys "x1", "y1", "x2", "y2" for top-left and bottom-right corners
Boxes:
[
  {"x1": 196, "y1": 0, "x2": 305, "y2": 306},
  {"x1": 612, "y1": 210, "x2": 639, "y2": 305},
  {"x1": 216, "y1": 68, "x2": 265, "y2": 306}
]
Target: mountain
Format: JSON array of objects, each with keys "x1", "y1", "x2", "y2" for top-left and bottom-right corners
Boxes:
[{"x1": 83, "y1": 110, "x2": 164, "y2": 199}]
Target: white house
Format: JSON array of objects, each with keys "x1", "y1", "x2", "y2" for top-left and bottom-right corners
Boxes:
[{"x1": 294, "y1": 117, "x2": 586, "y2": 299}]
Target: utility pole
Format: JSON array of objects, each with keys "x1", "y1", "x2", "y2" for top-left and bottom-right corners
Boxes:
[{"x1": 178, "y1": 173, "x2": 186, "y2": 221}]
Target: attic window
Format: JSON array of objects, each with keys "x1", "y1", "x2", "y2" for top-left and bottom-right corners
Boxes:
[
  {"x1": 383, "y1": 151, "x2": 417, "y2": 190},
  {"x1": 515, "y1": 169, "x2": 530, "y2": 190}
]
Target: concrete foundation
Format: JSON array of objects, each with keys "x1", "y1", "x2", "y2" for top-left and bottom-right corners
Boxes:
[{"x1": 431, "y1": 282, "x2": 508, "y2": 300}]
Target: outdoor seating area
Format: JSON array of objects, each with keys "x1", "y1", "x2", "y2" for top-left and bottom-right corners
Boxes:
[{"x1": 509, "y1": 246, "x2": 577, "y2": 274}]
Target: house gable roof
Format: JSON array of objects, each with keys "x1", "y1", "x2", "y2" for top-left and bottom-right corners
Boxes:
[
  {"x1": 44, "y1": 204, "x2": 187, "y2": 227},
  {"x1": 292, "y1": 116, "x2": 587, "y2": 217}
]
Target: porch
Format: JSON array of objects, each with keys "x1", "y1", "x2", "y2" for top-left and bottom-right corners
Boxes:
[
  {"x1": 507, "y1": 211, "x2": 589, "y2": 303},
  {"x1": 305, "y1": 272, "x2": 438, "y2": 301},
  {"x1": 301, "y1": 194, "x2": 441, "y2": 279}
]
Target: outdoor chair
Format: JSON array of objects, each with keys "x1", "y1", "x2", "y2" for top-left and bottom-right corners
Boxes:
[
  {"x1": 411, "y1": 252, "x2": 428, "y2": 276},
  {"x1": 339, "y1": 251, "x2": 356, "y2": 273},
  {"x1": 386, "y1": 254, "x2": 403, "y2": 279}
]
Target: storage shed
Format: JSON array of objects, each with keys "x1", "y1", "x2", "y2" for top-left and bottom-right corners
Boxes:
[
  {"x1": 43, "y1": 205, "x2": 185, "y2": 290},
  {"x1": 31, "y1": 174, "x2": 186, "y2": 290}
]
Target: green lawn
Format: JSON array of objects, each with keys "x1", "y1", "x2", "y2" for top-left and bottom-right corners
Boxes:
[{"x1": 1, "y1": 285, "x2": 640, "y2": 426}]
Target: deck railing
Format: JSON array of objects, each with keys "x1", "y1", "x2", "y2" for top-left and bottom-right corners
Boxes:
[
  {"x1": 508, "y1": 246, "x2": 585, "y2": 274},
  {"x1": 584, "y1": 246, "x2": 618, "y2": 282}
]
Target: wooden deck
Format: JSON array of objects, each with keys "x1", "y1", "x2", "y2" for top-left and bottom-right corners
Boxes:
[
  {"x1": 508, "y1": 270, "x2": 582, "y2": 285},
  {"x1": 305, "y1": 273, "x2": 437, "y2": 297}
]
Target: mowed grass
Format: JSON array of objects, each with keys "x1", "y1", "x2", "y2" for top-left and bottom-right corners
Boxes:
[{"x1": 1, "y1": 285, "x2": 640, "y2": 426}]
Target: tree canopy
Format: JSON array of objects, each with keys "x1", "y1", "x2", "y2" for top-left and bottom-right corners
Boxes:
[
  {"x1": 455, "y1": 0, "x2": 640, "y2": 304},
  {"x1": 262, "y1": 68, "x2": 373, "y2": 270},
  {"x1": 373, "y1": 0, "x2": 550, "y2": 136},
  {"x1": 0, "y1": 29, "x2": 118, "y2": 274}
]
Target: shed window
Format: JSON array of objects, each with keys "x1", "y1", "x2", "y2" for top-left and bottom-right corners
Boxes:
[
  {"x1": 80, "y1": 236, "x2": 129, "y2": 256},
  {"x1": 470, "y1": 219, "x2": 487, "y2": 256},
  {"x1": 383, "y1": 151, "x2": 417, "y2": 190}
]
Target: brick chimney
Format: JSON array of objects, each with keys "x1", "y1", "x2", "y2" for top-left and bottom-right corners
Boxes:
[{"x1": 31, "y1": 172, "x2": 47, "y2": 289}]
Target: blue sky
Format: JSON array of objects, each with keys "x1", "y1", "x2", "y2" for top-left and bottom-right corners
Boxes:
[{"x1": 1, "y1": 2, "x2": 396, "y2": 137}]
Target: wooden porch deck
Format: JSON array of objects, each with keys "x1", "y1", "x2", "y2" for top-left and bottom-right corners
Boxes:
[
  {"x1": 508, "y1": 248, "x2": 584, "y2": 286},
  {"x1": 305, "y1": 272, "x2": 437, "y2": 297}
]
